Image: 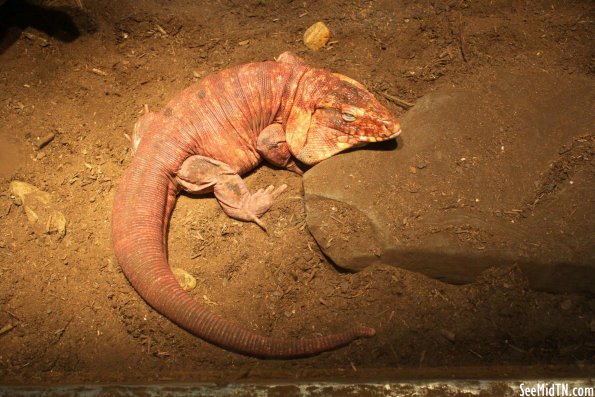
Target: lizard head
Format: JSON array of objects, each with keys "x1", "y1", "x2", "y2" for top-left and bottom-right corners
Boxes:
[{"x1": 286, "y1": 71, "x2": 401, "y2": 165}]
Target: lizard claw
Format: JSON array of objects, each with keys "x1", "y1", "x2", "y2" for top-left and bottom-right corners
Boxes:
[
  {"x1": 269, "y1": 184, "x2": 288, "y2": 199},
  {"x1": 239, "y1": 184, "x2": 287, "y2": 230},
  {"x1": 249, "y1": 214, "x2": 268, "y2": 232}
]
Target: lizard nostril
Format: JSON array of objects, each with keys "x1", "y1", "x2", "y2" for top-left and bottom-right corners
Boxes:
[{"x1": 382, "y1": 120, "x2": 401, "y2": 135}]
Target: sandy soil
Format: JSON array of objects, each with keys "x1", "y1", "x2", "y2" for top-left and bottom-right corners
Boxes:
[{"x1": 0, "y1": 0, "x2": 593, "y2": 385}]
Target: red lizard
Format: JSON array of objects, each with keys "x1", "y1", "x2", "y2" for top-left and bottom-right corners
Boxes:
[{"x1": 112, "y1": 52, "x2": 401, "y2": 358}]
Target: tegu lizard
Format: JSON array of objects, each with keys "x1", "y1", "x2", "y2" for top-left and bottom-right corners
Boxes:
[{"x1": 112, "y1": 51, "x2": 401, "y2": 358}]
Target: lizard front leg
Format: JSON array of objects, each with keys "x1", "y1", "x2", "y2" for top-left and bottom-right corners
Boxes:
[
  {"x1": 176, "y1": 155, "x2": 286, "y2": 230},
  {"x1": 257, "y1": 124, "x2": 305, "y2": 175}
]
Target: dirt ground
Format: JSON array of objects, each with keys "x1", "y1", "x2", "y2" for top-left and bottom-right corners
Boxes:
[{"x1": 0, "y1": 0, "x2": 593, "y2": 386}]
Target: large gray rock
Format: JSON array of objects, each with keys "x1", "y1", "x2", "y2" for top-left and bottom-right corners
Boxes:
[{"x1": 304, "y1": 68, "x2": 594, "y2": 294}]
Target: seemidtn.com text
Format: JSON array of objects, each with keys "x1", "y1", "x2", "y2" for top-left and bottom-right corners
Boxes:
[{"x1": 519, "y1": 383, "x2": 594, "y2": 397}]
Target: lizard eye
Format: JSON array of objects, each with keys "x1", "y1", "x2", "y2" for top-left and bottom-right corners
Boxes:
[{"x1": 342, "y1": 112, "x2": 356, "y2": 122}]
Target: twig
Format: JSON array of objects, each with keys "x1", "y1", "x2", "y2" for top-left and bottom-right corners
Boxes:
[
  {"x1": 458, "y1": 13, "x2": 468, "y2": 63},
  {"x1": 468, "y1": 349, "x2": 483, "y2": 359},
  {"x1": 0, "y1": 323, "x2": 15, "y2": 335},
  {"x1": 379, "y1": 91, "x2": 414, "y2": 109},
  {"x1": 418, "y1": 349, "x2": 426, "y2": 366},
  {"x1": 91, "y1": 68, "x2": 107, "y2": 76},
  {"x1": 330, "y1": 215, "x2": 345, "y2": 225},
  {"x1": 305, "y1": 268, "x2": 318, "y2": 285},
  {"x1": 156, "y1": 24, "x2": 167, "y2": 35},
  {"x1": 508, "y1": 342, "x2": 527, "y2": 353}
]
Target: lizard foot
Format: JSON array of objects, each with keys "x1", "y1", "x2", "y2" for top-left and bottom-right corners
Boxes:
[
  {"x1": 229, "y1": 184, "x2": 287, "y2": 231},
  {"x1": 177, "y1": 155, "x2": 288, "y2": 231}
]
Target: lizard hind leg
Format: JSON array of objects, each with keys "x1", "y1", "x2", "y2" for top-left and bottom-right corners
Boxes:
[{"x1": 176, "y1": 154, "x2": 287, "y2": 231}]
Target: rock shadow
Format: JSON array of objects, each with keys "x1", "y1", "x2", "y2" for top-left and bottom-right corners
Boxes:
[{"x1": 0, "y1": 0, "x2": 94, "y2": 54}]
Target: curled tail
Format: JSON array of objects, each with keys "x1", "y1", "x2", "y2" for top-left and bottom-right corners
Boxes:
[{"x1": 112, "y1": 156, "x2": 374, "y2": 358}]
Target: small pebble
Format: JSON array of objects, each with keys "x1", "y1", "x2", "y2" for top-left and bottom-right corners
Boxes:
[
  {"x1": 192, "y1": 70, "x2": 206, "y2": 79},
  {"x1": 172, "y1": 267, "x2": 197, "y2": 291},
  {"x1": 560, "y1": 299, "x2": 572, "y2": 311},
  {"x1": 36, "y1": 132, "x2": 55, "y2": 150},
  {"x1": 440, "y1": 328, "x2": 456, "y2": 343},
  {"x1": 304, "y1": 21, "x2": 330, "y2": 51}
]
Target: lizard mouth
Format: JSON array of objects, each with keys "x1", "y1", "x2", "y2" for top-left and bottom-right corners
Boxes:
[
  {"x1": 337, "y1": 128, "x2": 401, "y2": 145},
  {"x1": 357, "y1": 119, "x2": 402, "y2": 142},
  {"x1": 357, "y1": 128, "x2": 401, "y2": 142}
]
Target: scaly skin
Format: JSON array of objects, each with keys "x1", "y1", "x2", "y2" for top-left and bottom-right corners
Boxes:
[{"x1": 112, "y1": 52, "x2": 401, "y2": 358}]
